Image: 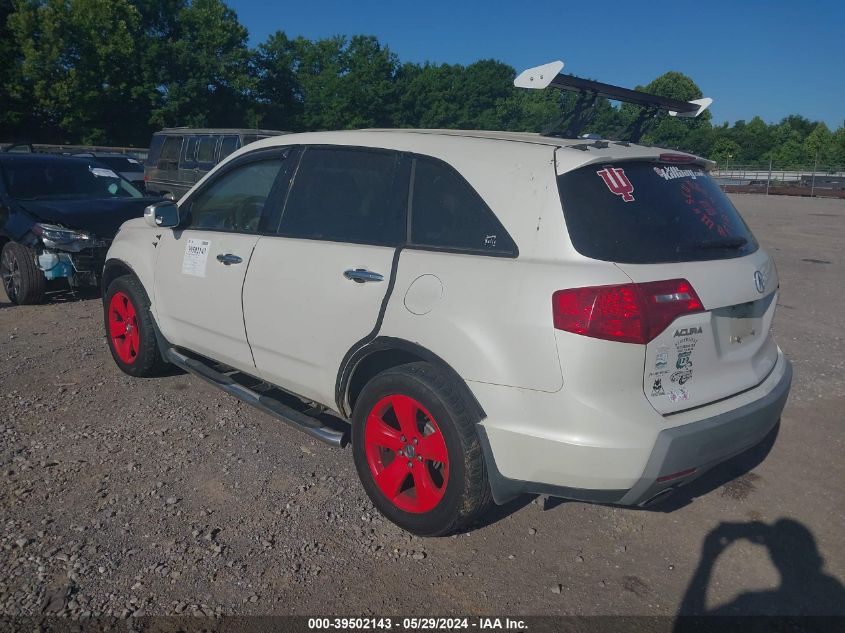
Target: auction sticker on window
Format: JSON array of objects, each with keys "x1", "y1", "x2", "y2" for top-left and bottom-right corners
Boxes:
[{"x1": 182, "y1": 238, "x2": 211, "y2": 277}]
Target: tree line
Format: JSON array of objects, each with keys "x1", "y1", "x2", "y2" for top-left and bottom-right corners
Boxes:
[{"x1": 2, "y1": 0, "x2": 843, "y2": 168}]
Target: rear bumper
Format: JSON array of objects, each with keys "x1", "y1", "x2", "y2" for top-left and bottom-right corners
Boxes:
[
  {"x1": 478, "y1": 357, "x2": 792, "y2": 506},
  {"x1": 618, "y1": 357, "x2": 791, "y2": 505}
]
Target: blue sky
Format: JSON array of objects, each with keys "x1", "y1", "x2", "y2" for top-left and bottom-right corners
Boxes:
[{"x1": 228, "y1": 0, "x2": 844, "y2": 129}]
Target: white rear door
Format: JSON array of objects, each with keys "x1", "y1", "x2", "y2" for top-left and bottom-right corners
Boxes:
[{"x1": 242, "y1": 146, "x2": 407, "y2": 408}]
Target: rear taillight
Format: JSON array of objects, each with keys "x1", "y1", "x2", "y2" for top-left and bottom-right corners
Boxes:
[{"x1": 552, "y1": 279, "x2": 703, "y2": 344}]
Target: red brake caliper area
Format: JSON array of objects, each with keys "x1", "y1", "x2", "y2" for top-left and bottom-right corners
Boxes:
[
  {"x1": 108, "y1": 291, "x2": 140, "y2": 364},
  {"x1": 364, "y1": 394, "x2": 449, "y2": 513}
]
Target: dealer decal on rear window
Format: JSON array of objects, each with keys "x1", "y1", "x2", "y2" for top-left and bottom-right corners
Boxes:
[{"x1": 596, "y1": 167, "x2": 635, "y2": 202}]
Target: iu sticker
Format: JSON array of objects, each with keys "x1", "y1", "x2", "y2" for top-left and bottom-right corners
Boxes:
[{"x1": 596, "y1": 167, "x2": 635, "y2": 202}]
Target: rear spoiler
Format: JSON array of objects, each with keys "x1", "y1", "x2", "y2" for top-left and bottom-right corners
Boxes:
[
  {"x1": 514, "y1": 61, "x2": 712, "y2": 118},
  {"x1": 514, "y1": 60, "x2": 712, "y2": 142}
]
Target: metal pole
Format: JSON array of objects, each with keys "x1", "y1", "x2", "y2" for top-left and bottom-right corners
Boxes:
[
  {"x1": 766, "y1": 156, "x2": 772, "y2": 195},
  {"x1": 810, "y1": 151, "x2": 818, "y2": 197}
]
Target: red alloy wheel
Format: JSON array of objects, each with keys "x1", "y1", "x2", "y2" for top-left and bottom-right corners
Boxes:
[
  {"x1": 364, "y1": 394, "x2": 450, "y2": 513},
  {"x1": 108, "y1": 291, "x2": 140, "y2": 364}
]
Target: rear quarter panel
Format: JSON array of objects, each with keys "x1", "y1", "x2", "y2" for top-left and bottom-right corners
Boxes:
[{"x1": 378, "y1": 144, "x2": 630, "y2": 393}]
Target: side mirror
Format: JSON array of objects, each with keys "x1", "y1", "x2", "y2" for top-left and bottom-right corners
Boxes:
[
  {"x1": 144, "y1": 201, "x2": 180, "y2": 228},
  {"x1": 163, "y1": 192, "x2": 176, "y2": 201}
]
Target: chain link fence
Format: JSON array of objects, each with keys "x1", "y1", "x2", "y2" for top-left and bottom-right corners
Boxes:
[{"x1": 711, "y1": 161, "x2": 845, "y2": 198}]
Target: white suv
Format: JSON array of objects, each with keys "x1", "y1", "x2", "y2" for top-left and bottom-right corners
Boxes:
[{"x1": 102, "y1": 128, "x2": 792, "y2": 535}]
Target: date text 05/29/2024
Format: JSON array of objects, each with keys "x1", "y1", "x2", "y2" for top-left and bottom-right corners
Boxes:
[{"x1": 307, "y1": 617, "x2": 528, "y2": 630}]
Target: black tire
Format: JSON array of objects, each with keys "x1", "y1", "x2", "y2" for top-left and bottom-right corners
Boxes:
[
  {"x1": 1, "y1": 242, "x2": 46, "y2": 305},
  {"x1": 352, "y1": 362, "x2": 492, "y2": 536},
  {"x1": 103, "y1": 275, "x2": 169, "y2": 377}
]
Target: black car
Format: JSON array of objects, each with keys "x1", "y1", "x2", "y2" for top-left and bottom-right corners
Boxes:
[
  {"x1": 73, "y1": 152, "x2": 147, "y2": 191},
  {"x1": 0, "y1": 153, "x2": 163, "y2": 304}
]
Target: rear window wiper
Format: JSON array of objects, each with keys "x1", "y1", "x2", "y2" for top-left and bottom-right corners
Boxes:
[{"x1": 678, "y1": 237, "x2": 748, "y2": 251}]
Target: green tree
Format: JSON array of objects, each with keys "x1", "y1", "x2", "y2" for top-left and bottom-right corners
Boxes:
[
  {"x1": 494, "y1": 88, "x2": 567, "y2": 134},
  {"x1": 803, "y1": 122, "x2": 833, "y2": 164},
  {"x1": 709, "y1": 137, "x2": 742, "y2": 165},
  {"x1": 254, "y1": 31, "x2": 303, "y2": 130},
  {"x1": 830, "y1": 127, "x2": 845, "y2": 165},
  {"x1": 288, "y1": 34, "x2": 398, "y2": 131},
  {"x1": 3, "y1": 4, "x2": 842, "y2": 164},
  {"x1": 730, "y1": 116, "x2": 775, "y2": 163},
  {"x1": 633, "y1": 71, "x2": 710, "y2": 148},
  {"x1": 150, "y1": 0, "x2": 255, "y2": 129},
  {"x1": 9, "y1": 0, "x2": 143, "y2": 144},
  {"x1": 394, "y1": 59, "x2": 517, "y2": 130},
  {"x1": 393, "y1": 62, "x2": 460, "y2": 128},
  {"x1": 0, "y1": 0, "x2": 36, "y2": 139}
]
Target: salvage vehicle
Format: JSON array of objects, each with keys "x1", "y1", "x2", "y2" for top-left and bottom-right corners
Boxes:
[
  {"x1": 102, "y1": 61, "x2": 791, "y2": 535},
  {"x1": 0, "y1": 153, "x2": 162, "y2": 304},
  {"x1": 143, "y1": 128, "x2": 285, "y2": 199},
  {"x1": 73, "y1": 152, "x2": 147, "y2": 192}
]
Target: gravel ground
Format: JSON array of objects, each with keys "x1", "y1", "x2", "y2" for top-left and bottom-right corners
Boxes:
[{"x1": 1, "y1": 194, "x2": 843, "y2": 619}]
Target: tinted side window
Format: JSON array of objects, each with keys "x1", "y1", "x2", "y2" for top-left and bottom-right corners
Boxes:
[
  {"x1": 219, "y1": 136, "x2": 240, "y2": 160},
  {"x1": 196, "y1": 136, "x2": 218, "y2": 164},
  {"x1": 277, "y1": 147, "x2": 403, "y2": 245},
  {"x1": 146, "y1": 135, "x2": 165, "y2": 167},
  {"x1": 158, "y1": 136, "x2": 182, "y2": 168},
  {"x1": 410, "y1": 157, "x2": 516, "y2": 255},
  {"x1": 182, "y1": 137, "x2": 198, "y2": 166},
  {"x1": 187, "y1": 159, "x2": 284, "y2": 232}
]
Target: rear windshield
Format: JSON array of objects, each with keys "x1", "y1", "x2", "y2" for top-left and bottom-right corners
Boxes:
[{"x1": 557, "y1": 162, "x2": 758, "y2": 263}]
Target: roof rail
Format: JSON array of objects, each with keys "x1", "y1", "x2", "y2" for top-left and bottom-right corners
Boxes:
[{"x1": 514, "y1": 60, "x2": 712, "y2": 141}]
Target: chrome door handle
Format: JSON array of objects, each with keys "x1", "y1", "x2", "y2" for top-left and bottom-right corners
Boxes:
[
  {"x1": 343, "y1": 268, "x2": 384, "y2": 283},
  {"x1": 216, "y1": 253, "x2": 243, "y2": 265}
]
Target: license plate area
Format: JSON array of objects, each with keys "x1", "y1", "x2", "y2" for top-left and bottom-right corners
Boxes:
[{"x1": 712, "y1": 293, "x2": 775, "y2": 355}]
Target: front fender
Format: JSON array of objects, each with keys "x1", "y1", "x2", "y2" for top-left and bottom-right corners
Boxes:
[{"x1": 103, "y1": 218, "x2": 160, "y2": 314}]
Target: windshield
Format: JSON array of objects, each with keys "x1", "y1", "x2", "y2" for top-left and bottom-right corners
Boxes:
[
  {"x1": 93, "y1": 156, "x2": 144, "y2": 172},
  {"x1": 3, "y1": 160, "x2": 144, "y2": 201},
  {"x1": 557, "y1": 162, "x2": 758, "y2": 263}
]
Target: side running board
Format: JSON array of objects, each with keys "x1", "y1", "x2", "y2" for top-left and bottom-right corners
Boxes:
[{"x1": 165, "y1": 348, "x2": 348, "y2": 447}]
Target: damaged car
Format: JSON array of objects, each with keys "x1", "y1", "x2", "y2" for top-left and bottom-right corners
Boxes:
[{"x1": 0, "y1": 153, "x2": 163, "y2": 304}]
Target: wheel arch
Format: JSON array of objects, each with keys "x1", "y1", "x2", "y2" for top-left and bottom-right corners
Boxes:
[
  {"x1": 337, "y1": 336, "x2": 486, "y2": 422},
  {"x1": 102, "y1": 258, "x2": 136, "y2": 295},
  {"x1": 100, "y1": 222, "x2": 159, "y2": 310}
]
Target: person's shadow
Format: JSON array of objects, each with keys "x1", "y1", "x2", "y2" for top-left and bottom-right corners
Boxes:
[{"x1": 676, "y1": 518, "x2": 845, "y2": 626}]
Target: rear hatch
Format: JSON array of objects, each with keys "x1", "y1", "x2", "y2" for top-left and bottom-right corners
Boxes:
[{"x1": 557, "y1": 158, "x2": 779, "y2": 414}]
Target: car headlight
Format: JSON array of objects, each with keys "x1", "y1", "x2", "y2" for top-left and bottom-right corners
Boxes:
[{"x1": 32, "y1": 223, "x2": 94, "y2": 251}]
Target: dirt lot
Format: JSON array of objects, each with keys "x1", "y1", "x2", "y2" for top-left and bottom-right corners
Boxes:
[{"x1": 1, "y1": 194, "x2": 843, "y2": 619}]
